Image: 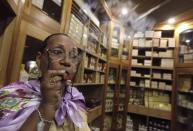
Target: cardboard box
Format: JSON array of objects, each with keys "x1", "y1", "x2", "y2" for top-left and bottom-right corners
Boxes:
[
  {"x1": 145, "y1": 51, "x2": 152, "y2": 56},
  {"x1": 165, "y1": 85, "x2": 172, "y2": 90},
  {"x1": 134, "y1": 32, "x2": 144, "y2": 38},
  {"x1": 144, "y1": 60, "x2": 152, "y2": 66},
  {"x1": 153, "y1": 39, "x2": 160, "y2": 47},
  {"x1": 160, "y1": 39, "x2": 168, "y2": 48},
  {"x1": 145, "y1": 80, "x2": 151, "y2": 87},
  {"x1": 153, "y1": 31, "x2": 161, "y2": 38},
  {"x1": 159, "y1": 82, "x2": 166, "y2": 89},
  {"x1": 132, "y1": 49, "x2": 138, "y2": 56},
  {"x1": 138, "y1": 39, "x2": 145, "y2": 47},
  {"x1": 144, "y1": 74, "x2": 151, "y2": 78},
  {"x1": 32, "y1": 0, "x2": 44, "y2": 9},
  {"x1": 168, "y1": 38, "x2": 175, "y2": 47},
  {"x1": 132, "y1": 59, "x2": 138, "y2": 65},
  {"x1": 145, "y1": 31, "x2": 154, "y2": 38},
  {"x1": 161, "y1": 59, "x2": 174, "y2": 68},
  {"x1": 153, "y1": 73, "x2": 161, "y2": 79},
  {"x1": 145, "y1": 40, "x2": 153, "y2": 47},
  {"x1": 153, "y1": 51, "x2": 159, "y2": 57},
  {"x1": 163, "y1": 73, "x2": 172, "y2": 80},
  {"x1": 151, "y1": 81, "x2": 158, "y2": 88},
  {"x1": 130, "y1": 81, "x2": 136, "y2": 86},
  {"x1": 131, "y1": 70, "x2": 137, "y2": 76},
  {"x1": 139, "y1": 80, "x2": 145, "y2": 87},
  {"x1": 133, "y1": 39, "x2": 139, "y2": 47}
]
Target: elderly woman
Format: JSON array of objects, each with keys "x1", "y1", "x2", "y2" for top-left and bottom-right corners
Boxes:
[{"x1": 0, "y1": 34, "x2": 90, "y2": 131}]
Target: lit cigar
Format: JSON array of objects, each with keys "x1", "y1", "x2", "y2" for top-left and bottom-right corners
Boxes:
[{"x1": 63, "y1": 71, "x2": 72, "y2": 86}]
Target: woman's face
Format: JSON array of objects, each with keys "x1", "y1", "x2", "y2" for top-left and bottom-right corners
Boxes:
[{"x1": 37, "y1": 35, "x2": 80, "y2": 81}]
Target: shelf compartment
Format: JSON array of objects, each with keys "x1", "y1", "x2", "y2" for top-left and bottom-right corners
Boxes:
[
  {"x1": 178, "y1": 90, "x2": 193, "y2": 94},
  {"x1": 88, "y1": 105, "x2": 102, "y2": 123},
  {"x1": 84, "y1": 67, "x2": 97, "y2": 72},
  {"x1": 132, "y1": 55, "x2": 151, "y2": 59},
  {"x1": 152, "y1": 56, "x2": 174, "y2": 59},
  {"x1": 130, "y1": 85, "x2": 172, "y2": 92},
  {"x1": 85, "y1": 49, "x2": 99, "y2": 58},
  {"x1": 130, "y1": 76, "x2": 151, "y2": 79},
  {"x1": 127, "y1": 104, "x2": 171, "y2": 120},
  {"x1": 132, "y1": 65, "x2": 151, "y2": 69},
  {"x1": 178, "y1": 103, "x2": 193, "y2": 111},
  {"x1": 151, "y1": 77, "x2": 173, "y2": 81},
  {"x1": 152, "y1": 66, "x2": 174, "y2": 70},
  {"x1": 132, "y1": 46, "x2": 152, "y2": 49},
  {"x1": 73, "y1": 83, "x2": 104, "y2": 86}
]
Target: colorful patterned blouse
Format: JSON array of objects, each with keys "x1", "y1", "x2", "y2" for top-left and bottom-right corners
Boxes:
[{"x1": 0, "y1": 80, "x2": 89, "y2": 131}]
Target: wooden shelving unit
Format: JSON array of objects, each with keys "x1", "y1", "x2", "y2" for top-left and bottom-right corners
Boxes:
[
  {"x1": 101, "y1": 19, "x2": 131, "y2": 131},
  {"x1": 88, "y1": 105, "x2": 102, "y2": 123},
  {"x1": 127, "y1": 104, "x2": 171, "y2": 120},
  {"x1": 173, "y1": 68, "x2": 193, "y2": 131},
  {"x1": 74, "y1": 83, "x2": 104, "y2": 86},
  {"x1": 0, "y1": 0, "x2": 17, "y2": 85},
  {"x1": 0, "y1": 0, "x2": 110, "y2": 128},
  {"x1": 66, "y1": 1, "x2": 109, "y2": 126},
  {"x1": 130, "y1": 85, "x2": 172, "y2": 92},
  {"x1": 128, "y1": 30, "x2": 176, "y2": 131}
]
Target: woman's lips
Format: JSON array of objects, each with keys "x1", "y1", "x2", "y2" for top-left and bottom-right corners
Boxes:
[{"x1": 63, "y1": 71, "x2": 71, "y2": 81}]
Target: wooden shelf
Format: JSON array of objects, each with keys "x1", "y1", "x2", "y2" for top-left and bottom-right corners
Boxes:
[
  {"x1": 152, "y1": 47, "x2": 175, "y2": 49},
  {"x1": 152, "y1": 66, "x2": 174, "y2": 70},
  {"x1": 151, "y1": 77, "x2": 173, "y2": 81},
  {"x1": 108, "y1": 82, "x2": 116, "y2": 85},
  {"x1": 132, "y1": 65, "x2": 151, "y2": 69},
  {"x1": 87, "y1": 105, "x2": 102, "y2": 123},
  {"x1": 130, "y1": 75, "x2": 151, "y2": 79},
  {"x1": 178, "y1": 104, "x2": 193, "y2": 111},
  {"x1": 145, "y1": 87, "x2": 172, "y2": 92},
  {"x1": 178, "y1": 90, "x2": 193, "y2": 94},
  {"x1": 97, "y1": 70, "x2": 106, "y2": 73},
  {"x1": 100, "y1": 43, "x2": 108, "y2": 49},
  {"x1": 130, "y1": 85, "x2": 172, "y2": 92},
  {"x1": 73, "y1": 83, "x2": 104, "y2": 86},
  {"x1": 132, "y1": 56, "x2": 174, "y2": 59},
  {"x1": 152, "y1": 56, "x2": 174, "y2": 59},
  {"x1": 85, "y1": 49, "x2": 99, "y2": 58},
  {"x1": 127, "y1": 104, "x2": 171, "y2": 120},
  {"x1": 131, "y1": 77, "x2": 172, "y2": 82},
  {"x1": 133, "y1": 46, "x2": 152, "y2": 49},
  {"x1": 99, "y1": 57, "x2": 107, "y2": 62},
  {"x1": 84, "y1": 67, "x2": 97, "y2": 72},
  {"x1": 130, "y1": 85, "x2": 146, "y2": 88},
  {"x1": 179, "y1": 52, "x2": 193, "y2": 55},
  {"x1": 76, "y1": 44, "x2": 85, "y2": 51},
  {"x1": 132, "y1": 55, "x2": 151, "y2": 58},
  {"x1": 132, "y1": 66, "x2": 173, "y2": 71}
]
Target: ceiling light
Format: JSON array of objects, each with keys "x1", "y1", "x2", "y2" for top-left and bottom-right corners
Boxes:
[
  {"x1": 185, "y1": 39, "x2": 190, "y2": 43},
  {"x1": 121, "y1": 8, "x2": 128, "y2": 15},
  {"x1": 176, "y1": 23, "x2": 190, "y2": 33},
  {"x1": 168, "y1": 18, "x2": 175, "y2": 24}
]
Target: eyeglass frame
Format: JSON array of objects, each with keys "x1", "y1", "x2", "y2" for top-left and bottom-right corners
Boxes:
[{"x1": 45, "y1": 47, "x2": 82, "y2": 64}]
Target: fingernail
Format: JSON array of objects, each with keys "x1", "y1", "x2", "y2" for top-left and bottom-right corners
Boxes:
[{"x1": 60, "y1": 70, "x2": 66, "y2": 73}]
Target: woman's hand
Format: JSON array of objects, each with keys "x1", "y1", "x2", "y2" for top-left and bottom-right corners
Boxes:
[{"x1": 39, "y1": 70, "x2": 66, "y2": 120}]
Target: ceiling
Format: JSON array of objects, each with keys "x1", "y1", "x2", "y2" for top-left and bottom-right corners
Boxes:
[{"x1": 84, "y1": 0, "x2": 193, "y2": 31}]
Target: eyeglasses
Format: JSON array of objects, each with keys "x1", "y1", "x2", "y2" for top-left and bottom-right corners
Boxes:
[{"x1": 46, "y1": 47, "x2": 81, "y2": 63}]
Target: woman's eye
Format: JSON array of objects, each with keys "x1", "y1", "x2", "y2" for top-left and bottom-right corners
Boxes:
[
  {"x1": 53, "y1": 50, "x2": 63, "y2": 55},
  {"x1": 70, "y1": 52, "x2": 78, "y2": 58}
]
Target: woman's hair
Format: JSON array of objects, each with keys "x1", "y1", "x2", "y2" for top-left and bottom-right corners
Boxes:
[{"x1": 39, "y1": 33, "x2": 69, "y2": 53}]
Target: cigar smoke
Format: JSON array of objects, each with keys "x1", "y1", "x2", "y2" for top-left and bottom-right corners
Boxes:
[{"x1": 82, "y1": 0, "x2": 157, "y2": 34}]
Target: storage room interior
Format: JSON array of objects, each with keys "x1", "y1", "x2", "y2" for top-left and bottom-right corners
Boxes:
[{"x1": 0, "y1": 0, "x2": 193, "y2": 131}]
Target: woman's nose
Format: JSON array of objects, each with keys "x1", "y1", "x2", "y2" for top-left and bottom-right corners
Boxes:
[{"x1": 60, "y1": 56, "x2": 71, "y2": 67}]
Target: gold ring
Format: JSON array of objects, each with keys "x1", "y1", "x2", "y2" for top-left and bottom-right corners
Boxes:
[{"x1": 49, "y1": 79, "x2": 55, "y2": 86}]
